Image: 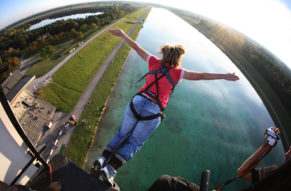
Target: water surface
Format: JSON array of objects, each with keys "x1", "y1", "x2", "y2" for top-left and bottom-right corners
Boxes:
[
  {"x1": 86, "y1": 8, "x2": 285, "y2": 191},
  {"x1": 28, "y1": 12, "x2": 103, "y2": 30}
]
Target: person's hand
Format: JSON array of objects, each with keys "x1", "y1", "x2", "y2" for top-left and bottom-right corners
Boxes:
[
  {"x1": 109, "y1": 28, "x2": 125, "y2": 37},
  {"x1": 285, "y1": 146, "x2": 291, "y2": 162},
  {"x1": 224, "y1": 73, "x2": 239, "y2": 81},
  {"x1": 263, "y1": 127, "x2": 280, "y2": 147},
  {"x1": 271, "y1": 127, "x2": 280, "y2": 135}
]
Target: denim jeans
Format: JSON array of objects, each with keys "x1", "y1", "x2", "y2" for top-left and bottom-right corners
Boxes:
[{"x1": 107, "y1": 95, "x2": 162, "y2": 161}]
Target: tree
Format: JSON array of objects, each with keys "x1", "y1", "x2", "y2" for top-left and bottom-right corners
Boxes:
[
  {"x1": 80, "y1": 24, "x2": 89, "y2": 33},
  {"x1": 76, "y1": 32, "x2": 84, "y2": 39},
  {"x1": 40, "y1": 36, "x2": 46, "y2": 45},
  {"x1": 40, "y1": 45, "x2": 55, "y2": 58},
  {"x1": 12, "y1": 56, "x2": 20, "y2": 66},
  {"x1": 29, "y1": 41, "x2": 38, "y2": 52},
  {"x1": 91, "y1": 23, "x2": 97, "y2": 30},
  {"x1": 18, "y1": 36, "x2": 27, "y2": 48}
]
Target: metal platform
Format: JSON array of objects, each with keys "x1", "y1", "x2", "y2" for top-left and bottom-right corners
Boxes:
[{"x1": 30, "y1": 154, "x2": 119, "y2": 191}]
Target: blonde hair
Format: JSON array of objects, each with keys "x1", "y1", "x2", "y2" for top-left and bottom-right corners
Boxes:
[{"x1": 160, "y1": 44, "x2": 186, "y2": 68}]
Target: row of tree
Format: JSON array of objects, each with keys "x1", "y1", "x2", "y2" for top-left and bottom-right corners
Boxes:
[
  {"x1": 0, "y1": 4, "x2": 139, "y2": 82},
  {"x1": 199, "y1": 19, "x2": 291, "y2": 113},
  {"x1": 20, "y1": 3, "x2": 135, "y2": 28}
]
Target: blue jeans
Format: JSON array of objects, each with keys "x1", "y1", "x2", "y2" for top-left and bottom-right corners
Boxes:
[{"x1": 107, "y1": 95, "x2": 162, "y2": 161}]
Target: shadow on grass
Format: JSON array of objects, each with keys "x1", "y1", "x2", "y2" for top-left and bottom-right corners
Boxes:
[
  {"x1": 126, "y1": 21, "x2": 136, "y2": 24},
  {"x1": 20, "y1": 58, "x2": 43, "y2": 72},
  {"x1": 52, "y1": 53, "x2": 65, "y2": 60}
]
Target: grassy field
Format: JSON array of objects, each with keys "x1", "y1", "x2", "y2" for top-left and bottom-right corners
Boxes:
[
  {"x1": 26, "y1": 41, "x2": 75, "y2": 77},
  {"x1": 64, "y1": 8, "x2": 150, "y2": 167},
  {"x1": 26, "y1": 17, "x2": 131, "y2": 78},
  {"x1": 39, "y1": 8, "x2": 148, "y2": 112},
  {"x1": 26, "y1": 22, "x2": 119, "y2": 78},
  {"x1": 26, "y1": 20, "x2": 123, "y2": 77}
]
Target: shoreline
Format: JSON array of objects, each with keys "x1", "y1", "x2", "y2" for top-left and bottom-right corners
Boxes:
[
  {"x1": 64, "y1": 7, "x2": 152, "y2": 167},
  {"x1": 194, "y1": 28, "x2": 290, "y2": 149},
  {"x1": 171, "y1": 10, "x2": 291, "y2": 150}
]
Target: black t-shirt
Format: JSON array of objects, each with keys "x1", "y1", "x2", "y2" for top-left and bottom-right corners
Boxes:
[{"x1": 251, "y1": 165, "x2": 278, "y2": 184}]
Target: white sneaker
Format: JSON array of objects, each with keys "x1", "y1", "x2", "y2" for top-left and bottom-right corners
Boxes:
[
  {"x1": 93, "y1": 156, "x2": 106, "y2": 170},
  {"x1": 100, "y1": 164, "x2": 117, "y2": 186}
]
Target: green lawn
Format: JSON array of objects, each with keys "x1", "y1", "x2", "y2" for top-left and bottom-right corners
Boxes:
[
  {"x1": 39, "y1": 8, "x2": 148, "y2": 112},
  {"x1": 26, "y1": 20, "x2": 122, "y2": 78},
  {"x1": 64, "y1": 8, "x2": 150, "y2": 167},
  {"x1": 26, "y1": 41, "x2": 75, "y2": 77}
]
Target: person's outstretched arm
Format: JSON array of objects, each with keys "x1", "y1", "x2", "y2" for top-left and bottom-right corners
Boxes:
[
  {"x1": 183, "y1": 70, "x2": 239, "y2": 81},
  {"x1": 237, "y1": 144, "x2": 272, "y2": 181},
  {"x1": 109, "y1": 28, "x2": 150, "y2": 62},
  {"x1": 237, "y1": 127, "x2": 280, "y2": 182}
]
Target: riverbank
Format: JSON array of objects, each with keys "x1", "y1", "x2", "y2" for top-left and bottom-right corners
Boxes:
[
  {"x1": 171, "y1": 9, "x2": 291, "y2": 150},
  {"x1": 64, "y1": 7, "x2": 151, "y2": 167}
]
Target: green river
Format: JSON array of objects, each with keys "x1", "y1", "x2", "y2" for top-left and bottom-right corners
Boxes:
[{"x1": 85, "y1": 8, "x2": 285, "y2": 190}]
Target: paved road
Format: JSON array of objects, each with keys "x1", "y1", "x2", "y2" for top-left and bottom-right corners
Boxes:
[
  {"x1": 27, "y1": 19, "x2": 124, "y2": 92},
  {"x1": 19, "y1": 56, "x2": 41, "y2": 73},
  {"x1": 18, "y1": 40, "x2": 74, "y2": 73}
]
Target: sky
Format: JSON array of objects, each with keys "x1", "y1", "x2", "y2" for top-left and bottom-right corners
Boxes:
[{"x1": 0, "y1": 0, "x2": 291, "y2": 68}]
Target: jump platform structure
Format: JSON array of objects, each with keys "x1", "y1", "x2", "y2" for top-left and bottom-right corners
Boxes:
[
  {"x1": 29, "y1": 153, "x2": 291, "y2": 191},
  {"x1": 30, "y1": 154, "x2": 120, "y2": 191}
]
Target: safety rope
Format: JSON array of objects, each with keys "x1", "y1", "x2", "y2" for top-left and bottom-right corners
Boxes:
[
  {"x1": 47, "y1": 163, "x2": 53, "y2": 184},
  {"x1": 213, "y1": 147, "x2": 272, "y2": 191}
]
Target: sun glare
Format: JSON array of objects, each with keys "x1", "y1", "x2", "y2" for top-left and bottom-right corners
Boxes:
[{"x1": 153, "y1": 0, "x2": 291, "y2": 67}]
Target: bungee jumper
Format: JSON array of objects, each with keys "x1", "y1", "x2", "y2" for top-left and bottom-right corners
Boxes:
[{"x1": 92, "y1": 27, "x2": 240, "y2": 185}]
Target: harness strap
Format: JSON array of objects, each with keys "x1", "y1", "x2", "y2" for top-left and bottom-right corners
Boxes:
[
  {"x1": 134, "y1": 62, "x2": 176, "y2": 119},
  {"x1": 161, "y1": 63, "x2": 176, "y2": 89},
  {"x1": 139, "y1": 72, "x2": 168, "y2": 111},
  {"x1": 137, "y1": 66, "x2": 171, "y2": 83},
  {"x1": 130, "y1": 99, "x2": 164, "y2": 120},
  {"x1": 154, "y1": 73, "x2": 163, "y2": 111}
]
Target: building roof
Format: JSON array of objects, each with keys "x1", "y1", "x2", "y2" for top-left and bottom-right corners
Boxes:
[
  {"x1": 20, "y1": 97, "x2": 56, "y2": 146},
  {"x1": 1, "y1": 70, "x2": 54, "y2": 146},
  {"x1": 1, "y1": 70, "x2": 34, "y2": 102}
]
